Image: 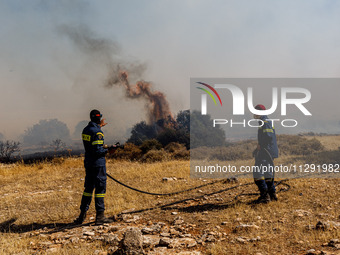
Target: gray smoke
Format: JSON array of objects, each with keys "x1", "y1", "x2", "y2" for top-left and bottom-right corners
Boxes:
[
  {"x1": 58, "y1": 25, "x2": 172, "y2": 124},
  {"x1": 57, "y1": 25, "x2": 120, "y2": 63}
]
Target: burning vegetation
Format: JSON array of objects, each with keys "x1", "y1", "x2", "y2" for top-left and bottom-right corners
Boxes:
[
  {"x1": 104, "y1": 67, "x2": 190, "y2": 149},
  {"x1": 105, "y1": 70, "x2": 172, "y2": 124},
  {"x1": 58, "y1": 25, "x2": 222, "y2": 152},
  {"x1": 60, "y1": 25, "x2": 180, "y2": 143}
]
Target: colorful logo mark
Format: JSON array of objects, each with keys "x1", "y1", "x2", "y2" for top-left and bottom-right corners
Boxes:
[{"x1": 196, "y1": 82, "x2": 223, "y2": 106}]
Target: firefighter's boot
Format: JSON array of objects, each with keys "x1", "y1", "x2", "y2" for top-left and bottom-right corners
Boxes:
[
  {"x1": 255, "y1": 191, "x2": 271, "y2": 204},
  {"x1": 269, "y1": 192, "x2": 278, "y2": 201},
  {"x1": 95, "y1": 211, "x2": 113, "y2": 225},
  {"x1": 265, "y1": 179, "x2": 277, "y2": 201},
  {"x1": 254, "y1": 180, "x2": 270, "y2": 204},
  {"x1": 73, "y1": 211, "x2": 86, "y2": 225}
]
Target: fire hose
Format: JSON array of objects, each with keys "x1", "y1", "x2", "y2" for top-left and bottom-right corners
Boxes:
[
  {"x1": 105, "y1": 142, "x2": 238, "y2": 196},
  {"x1": 106, "y1": 173, "x2": 237, "y2": 196},
  {"x1": 106, "y1": 146, "x2": 284, "y2": 197},
  {"x1": 105, "y1": 145, "x2": 322, "y2": 215}
]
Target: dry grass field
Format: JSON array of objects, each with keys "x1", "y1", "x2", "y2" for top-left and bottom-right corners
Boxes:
[{"x1": 0, "y1": 136, "x2": 339, "y2": 255}]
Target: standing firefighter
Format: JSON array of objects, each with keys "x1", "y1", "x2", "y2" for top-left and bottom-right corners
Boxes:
[
  {"x1": 253, "y1": 104, "x2": 279, "y2": 203},
  {"x1": 74, "y1": 109, "x2": 114, "y2": 225}
]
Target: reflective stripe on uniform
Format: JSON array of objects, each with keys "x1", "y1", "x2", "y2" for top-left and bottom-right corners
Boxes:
[
  {"x1": 82, "y1": 134, "x2": 91, "y2": 141},
  {"x1": 263, "y1": 129, "x2": 274, "y2": 133},
  {"x1": 95, "y1": 193, "x2": 105, "y2": 198},
  {"x1": 92, "y1": 140, "x2": 104, "y2": 145},
  {"x1": 96, "y1": 132, "x2": 104, "y2": 137},
  {"x1": 83, "y1": 192, "x2": 93, "y2": 197},
  {"x1": 254, "y1": 177, "x2": 265, "y2": 181}
]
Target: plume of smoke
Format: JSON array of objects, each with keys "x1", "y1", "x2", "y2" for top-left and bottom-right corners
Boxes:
[
  {"x1": 58, "y1": 24, "x2": 120, "y2": 62},
  {"x1": 58, "y1": 25, "x2": 172, "y2": 124},
  {"x1": 105, "y1": 70, "x2": 172, "y2": 123}
]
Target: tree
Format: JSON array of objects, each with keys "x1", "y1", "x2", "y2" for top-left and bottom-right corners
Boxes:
[
  {"x1": 127, "y1": 121, "x2": 157, "y2": 145},
  {"x1": 176, "y1": 110, "x2": 190, "y2": 132},
  {"x1": 72, "y1": 120, "x2": 88, "y2": 139},
  {"x1": 22, "y1": 119, "x2": 70, "y2": 146},
  {"x1": 126, "y1": 110, "x2": 226, "y2": 149},
  {"x1": 156, "y1": 127, "x2": 190, "y2": 148},
  {"x1": 190, "y1": 111, "x2": 226, "y2": 148},
  {"x1": 0, "y1": 140, "x2": 20, "y2": 162},
  {"x1": 50, "y1": 139, "x2": 66, "y2": 151}
]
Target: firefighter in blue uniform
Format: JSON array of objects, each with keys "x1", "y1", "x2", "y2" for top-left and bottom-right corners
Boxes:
[
  {"x1": 74, "y1": 109, "x2": 114, "y2": 224},
  {"x1": 253, "y1": 104, "x2": 279, "y2": 203}
]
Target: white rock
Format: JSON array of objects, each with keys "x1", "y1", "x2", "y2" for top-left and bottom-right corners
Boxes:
[
  {"x1": 83, "y1": 231, "x2": 95, "y2": 236},
  {"x1": 235, "y1": 224, "x2": 260, "y2": 231},
  {"x1": 236, "y1": 237, "x2": 247, "y2": 243},
  {"x1": 143, "y1": 235, "x2": 160, "y2": 248}
]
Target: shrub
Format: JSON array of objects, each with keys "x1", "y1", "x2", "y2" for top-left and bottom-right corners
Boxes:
[
  {"x1": 304, "y1": 149, "x2": 340, "y2": 165},
  {"x1": 277, "y1": 135, "x2": 324, "y2": 156},
  {"x1": 140, "y1": 149, "x2": 170, "y2": 163},
  {"x1": 112, "y1": 143, "x2": 142, "y2": 161},
  {"x1": 191, "y1": 135, "x2": 325, "y2": 161},
  {"x1": 164, "y1": 142, "x2": 190, "y2": 160},
  {"x1": 191, "y1": 140, "x2": 257, "y2": 161},
  {"x1": 140, "y1": 139, "x2": 162, "y2": 154},
  {"x1": 165, "y1": 142, "x2": 186, "y2": 153},
  {"x1": 172, "y1": 148, "x2": 190, "y2": 160}
]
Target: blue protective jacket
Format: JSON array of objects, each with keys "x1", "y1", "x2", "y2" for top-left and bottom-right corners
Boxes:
[
  {"x1": 258, "y1": 115, "x2": 279, "y2": 159},
  {"x1": 82, "y1": 121, "x2": 108, "y2": 167}
]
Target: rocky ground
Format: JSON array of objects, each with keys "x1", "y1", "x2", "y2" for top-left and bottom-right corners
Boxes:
[{"x1": 7, "y1": 201, "x2": 340, "y2": 255}]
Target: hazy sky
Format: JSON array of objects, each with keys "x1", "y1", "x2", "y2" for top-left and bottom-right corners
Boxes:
[{"x1": 1, "y1": 0, "x2": 340, "y2": 140}]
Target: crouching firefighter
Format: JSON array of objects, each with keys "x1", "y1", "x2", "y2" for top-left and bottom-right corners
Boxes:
[
  {"x1": 252, "y1": 104, "x2": 279, "y2": 203},
  {"x1": 74, "y1": 109, "x2": 115, "y2": 225}
]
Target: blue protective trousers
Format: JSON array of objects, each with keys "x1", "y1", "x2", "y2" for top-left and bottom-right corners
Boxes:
[
  {"x1": 80, "y1": 166, "x2": 107, "y2": 212},
  {"x1": 253, "y1": 150, "x2": 276, "y2": 195}
]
